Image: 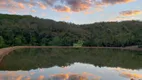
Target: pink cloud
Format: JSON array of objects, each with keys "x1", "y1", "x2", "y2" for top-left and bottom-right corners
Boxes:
[{"x1": 18, "y1": 3, "x2": 25, "y2": 9}]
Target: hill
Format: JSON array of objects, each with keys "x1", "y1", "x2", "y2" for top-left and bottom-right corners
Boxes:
[{"x1": 0, "y1": 14, "x2": 142, "y2": 48}]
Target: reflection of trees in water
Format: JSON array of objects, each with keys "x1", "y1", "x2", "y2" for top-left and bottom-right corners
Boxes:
[{"x1": 0, "y1": 48, "x2": 142, "y2": 70}]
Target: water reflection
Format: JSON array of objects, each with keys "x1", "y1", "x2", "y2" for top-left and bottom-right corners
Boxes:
[
  {"x1": 0, "y1": 48, "x2": 142, "y2": 80},
  {"x1": 49, "y1": 72, "x2": 101, "y2": 80},
  {"x1": 0, "y1": 63, "x2": 142, "y2": 80}
]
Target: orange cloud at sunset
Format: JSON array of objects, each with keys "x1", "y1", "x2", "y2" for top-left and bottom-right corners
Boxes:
[
  {"x1": 18, "y1": 3, "x2": 25, "y2": 9},
  {"x1": 54, "y1": 5, "x2": 71, "y2": 12},
  {"x1": 62, "y1": 0, "x2": 92, "y2": 12},
  {"x1": 77, "y1": 3, "x2": 91, "y2": 12},
  {"x1": 120, "y1": 72, "x2": 142, "y2": 79},
  {"x1": 37, "y1": 2, "x2": 47, "y2": 10},
  {"x1": 109, "y1": 10, "x2": 142, "y2": 22},
  {"x1": 101, "y1": 0, "x2": 135, "y2": 4},
  {"x1": 49, "y1": 72, "x2": 101, "y2": 80},
  {"x1": 0, "y1": 0, "x2": 138, "y2": 13},
  {"x1": 120, "y1": 10, "x2": 142, "y2": 16}
]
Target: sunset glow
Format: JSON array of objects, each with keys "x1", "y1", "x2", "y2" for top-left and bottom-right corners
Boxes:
[{"x1": 0, "y1": 0, "x2": 142, "y2": 24}]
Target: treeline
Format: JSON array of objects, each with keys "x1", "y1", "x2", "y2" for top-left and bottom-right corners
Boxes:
[{"x1": 0, "y1": 14, "x2": 142, "y2": 48}]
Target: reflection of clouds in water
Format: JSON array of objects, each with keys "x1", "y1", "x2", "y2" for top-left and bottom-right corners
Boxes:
[
  {"x1": 0, "y1": 71, "x2": 101, "y2": 80},
  {"x1": 16, "y1": 75, "x2": 23, "y2": 80},
  {"x1": 38, "y1": 75, "x2": 45, "y2": 80},
  {"x1": 0, "y1": 71, "x2": 29, "y2": 80},
  {"x1": 30, "y1": 72, "x2": 35, "y2": 75},
  {"x1": 108, "y1": 67, "x2": 142, "y2": 80},
  {"x1": 0, "y1": 71, "x2": 41, "y2": 80},
  {"x1": 120, "y1": 72, "x2": 142, "y2": 79},
  {"x1": 25, "y1": 76, "x2": 31, "y2": 80},
  {"x1": 0, "y1": 66, "x2": 141, "y2": 80},
  {"x1": 48, "y1": 72, "x2": 101, "y2": 80},
  {"x1": 109, "y1": 67, "x2": 137, "y2": 72}
]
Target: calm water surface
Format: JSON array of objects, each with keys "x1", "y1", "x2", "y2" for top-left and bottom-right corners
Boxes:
[{"x1": 0, "y1": 48, "x2": 142, "y2": 80}]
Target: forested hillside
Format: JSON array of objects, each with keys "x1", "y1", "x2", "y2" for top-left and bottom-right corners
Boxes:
[{"x1": 0, "y1": 14, "x2": 142, "y2": 48}]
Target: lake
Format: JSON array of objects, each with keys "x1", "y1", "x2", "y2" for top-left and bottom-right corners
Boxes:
[{"x1": 0, "y1": 48, "x2": 142, "y2": 80}]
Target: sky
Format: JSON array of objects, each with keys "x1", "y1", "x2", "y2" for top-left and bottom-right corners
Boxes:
[{"x1": 0, "y1": 0, "x2": 142, "y2": 24}]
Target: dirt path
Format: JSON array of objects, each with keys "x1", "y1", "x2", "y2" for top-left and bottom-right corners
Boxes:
[{"x1": 0, "y1": 46, "x2": 141, "y2": 62}]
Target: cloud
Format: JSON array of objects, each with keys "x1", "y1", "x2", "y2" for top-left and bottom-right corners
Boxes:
[
  {"x1": 61, "y1": 0, "x2": 92, "y2": 12},
  {"x1": 120, "y1": 10, "x2": 142, "y2": 16},
  {"x1": 0, "y1": 0, "x2": 27, "y2": 11},
  {"x1": 120, "y1": 72, "x2": 142, "y2": 79},
  {"x1": 54, "y1": 5, "x2": 71, "y2": 12},
  {"x1": 18, "y1": 3, "x2": 25, "y2": 9},
  {"x1": 31, "y1": 9, "x2": 36, "y2": 13},
  {"x1": 108, "y1": 10, "x2": 142, "y2": 22},
  {"x1": 37, "y1": 2, "x2": 47, "y2": 10},
  {"x1": 28, "y1": 4, "x2": 33, "y2": 8},
  {"x1": 109, "y1": 67, "x2": 142, "y2": 80},
  {"x1": 41, "y1": 0, "x2": 57, "y2": 6},
  {"x1": 99, "y1": 0, "x2": 135, "y2": 5},
  {"x1": 109, "y1": 16, "x2": 136, "y2": 21},
  {"x1": 0, "y1": 0, "x2": 138, "y2": 13}
]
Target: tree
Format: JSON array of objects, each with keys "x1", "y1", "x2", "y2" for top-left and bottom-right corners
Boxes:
[
  {"x1": 14, "y1": 36, "x2": 24, "y2": 45},
  {"x1": 40, "y1": 38, "x2": 50, "y2": 46},
  {"x1": 0, "y1": 14, "x2": 142, "y2": 47},
  {"x1": 73, "y1": 40, "x2": 84, "y2": 47},
  {"x1": 48, "y1": 37, "x2": 63, "y2": 46},
  {"x1": 0, "y1": 36, "x2": 5, "y2": 48}
]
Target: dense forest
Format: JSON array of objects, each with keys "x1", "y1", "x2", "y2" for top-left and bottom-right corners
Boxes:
[{"x1": 0, "y1": 14, "x2": 142, "y2": 48}]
